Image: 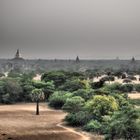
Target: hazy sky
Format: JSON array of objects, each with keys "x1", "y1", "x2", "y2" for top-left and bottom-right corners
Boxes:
[{"x1": 0, "y1": 0, "x2": 140, "y2": 59}]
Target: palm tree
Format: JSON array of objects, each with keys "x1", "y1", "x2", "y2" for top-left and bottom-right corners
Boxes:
[{"x1": 31, "y1": 89, "x2": 44, "y2": 115}]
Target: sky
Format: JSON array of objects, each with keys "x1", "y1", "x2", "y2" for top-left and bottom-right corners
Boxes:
[{"x1": 0, "y1": 0, "x2": 140, "y2": 59}]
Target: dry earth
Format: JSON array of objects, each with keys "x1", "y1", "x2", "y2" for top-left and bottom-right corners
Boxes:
[
  {"x1": 0, "y1": 103, "x2": 103, "y2": 140},
  {"x1": 128, "y1": 93, "x2": 140, "y2": 99}
]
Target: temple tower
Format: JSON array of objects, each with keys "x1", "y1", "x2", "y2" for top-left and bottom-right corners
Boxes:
[
  {"x1": 15, "y1": 49, "x2": 21, "y2": 59},
  {"x1": 76, "y1": 56, "x2": 80, "y2": 63}
]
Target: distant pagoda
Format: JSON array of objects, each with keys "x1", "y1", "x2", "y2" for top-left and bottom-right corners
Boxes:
[
  {"x1": 13, "y1": 49, "x2": 24, "y2": 60},
  {"x1": 131, "y1": 56, "x2": 136, "y2": 64},
  {"x1": 76, "y1": 56, "x2": 80, "y2": 63}
]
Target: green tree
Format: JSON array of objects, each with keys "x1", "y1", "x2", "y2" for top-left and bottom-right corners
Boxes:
[
  {"x1": 42, "y1": 81, "x2": 55, "y2": 100},
  {"x1": 62, "y1": 96, "x2": 85, "y2": 113},
  {"x1": 31, "y1": 89, "x2": 44, "y2": 115},
  {"x1": 73, "y1": 89, "x2": 94, "y2": 101},
  {"x1": 41, "y1": 71, "x2": 66, "y2": 88},
  {"x1": 2, "y1": 78, "x2": 23, "y2": 103},
  {"x1": 105, "y1": 106, "x2": 140, "y2": 140},
  {"x1": 49, "y1": 91, "x2": 72, "y2": 109},
  {"x1": 60, "y1": 80, "x2": 85, "y2": 92},
  {"x1": 85, "y1": 95, "x2": 119, "y2": 119}
]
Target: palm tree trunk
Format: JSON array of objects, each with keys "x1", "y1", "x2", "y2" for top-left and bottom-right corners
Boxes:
[{"x1": 36, "y1": 100, "x2": 39, "y2": 115}]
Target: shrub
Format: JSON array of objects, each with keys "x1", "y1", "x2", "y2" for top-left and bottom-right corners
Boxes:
[
  {"x1": 65, "y1": 111, "x2": 92, "y2": 126},
  {"x1": 100, "y1": 76, "x2": 115, "y2": 82},
  {"x1": 41, "y1": 71, "x2": 66, "y2": 88},
  {"x1": 120, "y1": 84, "x2": 134, "y2": 93},
  {"x1": 112, "y1": 94, "x2": 130, "y2": 108},
  {"x1": 73, "y1": 89, "x2": 94, "y2": 101},
  {"x1": 91, "y1": 80, "x2": 105, "y2": 89},
  {"x1": 105, "y1": 106, "x2": 140, "y2": 140},
  {"x1": 94, "y1": 89, "x2": 111, "y2": 96},
  {"x1": 49, "y1": 91, "x2": 72, "y2": 109},
  {"x1": 2, "y1": 93, "x2": 11, "y2": 104},
  {"x1": 85, "y1": 95, "x2": 119, "y2": 119},
  {"x1": 134, "y1": 84, "x2": 140, "y2": 92},
  {"x1": 62, "y1": 96, "x2": 85, "y2": 113},
  {"x1": 83, "y1": 120, "x2": 102, "y2": 133},
  {"x1": 129, "y1": 99, "x2": 140, "y2": 106},
  {"x1": 60, "y1": 80, "x2": 86, "y2": 92},
  {"x1": 103, "y1": 83, "x2": 122, "y2": 92}
]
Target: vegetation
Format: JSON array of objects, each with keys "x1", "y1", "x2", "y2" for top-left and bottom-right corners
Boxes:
[
  {"x1": 31, "y1": 88, "x2": 44, "y2": 115},
  {"x1": 0, "y1": 70, "x2": 140, "y2": 139}
]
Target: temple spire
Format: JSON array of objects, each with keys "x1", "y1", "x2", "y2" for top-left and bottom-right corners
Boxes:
[
  {"x1": 15, "y1": 49, "x2": 20, "y2": 58},
  {"x1": 13, "y1": 49, "x2": 23, "y2": 60},
  {"x1": 76, "y1": 56, "x2": 80, "y2": 63},
  {"x1": 131, "y1": 56, "x2": 136, "y2": 63}
]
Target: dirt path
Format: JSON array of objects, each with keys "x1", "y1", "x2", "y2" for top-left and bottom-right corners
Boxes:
[{"x1": 0, "y1": 103, "x2": 102, "y2": 140}]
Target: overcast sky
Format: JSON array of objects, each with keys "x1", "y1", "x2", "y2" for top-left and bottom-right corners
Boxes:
[{"x1": 0, "y1": 0, "x2": 140, "y2": 59}]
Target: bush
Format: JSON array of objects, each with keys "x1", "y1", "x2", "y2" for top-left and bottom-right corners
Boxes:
[
  {"x1": 134, "y1": 84, "x2": 140, "y2": 92},
  {"x1": 103, "y1": 83, "x2": 122, "y2": 92},
  {"x1": 2, "y1": 93, "x2": 11, "y2": 104},
  {"x1": 1, "y1": 78, "x2": 23, "y2": 103},
  {"x1": 49, "y1": 91, "x2": 72, "y2": 109},
  {"x1": 73, "y1": 89, "x2": 94, "y2": 101},
  {"x1": 120, "y1": 84, "x2": 134, "y2": 93},
  {"x1": 60, "y1": 80, "x2": 86, "y2": 92},
  {"x1": 91, "y1": 80, "x2": 105, "y2": 89},
  {"x1": 112, "y1": 94, "x2": 130, "y2": 108},
  {"x1": 65, "y1": 111, "x2": 92, "y2": 126},
  {"x1": 62, "y1": 96, "x2": 85, "y2": 113},
  {"x1": 83, "y1": 120, "x2": 102, "y2": 133},
  {"x1": 105, "y1": 107, "x2": 140, "y2": 140},
  {"x1": 100, "y1": 76, "x2": 115, "y2": 82},
  {"x1": 130, "y1": 99, "x2": 140, "y2": 106},
  {"x1": 85, "y1": 95, "x2": 119, "y2": 119},
  {"x1": 41, "y1": 71, "x2": 66, "y2": 88}
]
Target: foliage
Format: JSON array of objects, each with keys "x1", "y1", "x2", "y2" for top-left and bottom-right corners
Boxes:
[
  {"x1": 31, "y1": 88, "x2": 44, "y2": 102},
  {"x1": 0, "y1": 78, "x2": 23, "y2": 103},
  {"x1": 65, "y1": 111, "x2": 92, "y2": 126},
  {"x1": 8, "y1": 71, "x2": 22, "y2": 78},
  {"x1": 111, "y1": 94, "x2": 130, "y2": 108},
  {"x1": 60, "y1": 80, "x2": 86, "y2": 92},
  {"x1": 73, "y1": 89, "x2": 94, "y2": 101},
  {"x1": 91, "y1": 80, "x2": 105, "y2": 89},
  {"x1": 85, "y1": 95, "x2": 119, "y2": 119},
  {"x1": 103, "y1": 83, "x2": 122, "y2": 92},
  {"x1": 20, "y1": 84, "x2": 35, "y2": 102},
  {"x1": 43, "y1": 81, "x2": 55, "y2": 100},
  {"x1": 120, "y1": 84, "x2": 134, "y2": 92},
  {"x1": 32, "y1": 80, "x2": 48, "y2": 89},
  {"x1": 134, "y1": 84, "x2": 140, "y2": 92},
  {"x1": 41, "y1": 71, "x2": 66, "y2": 88},
  {"x1": 105, "y1": 106, "x2": 140, "y2": 140},
  {"x1": 83, "y1": 120, "x2": 102, "y2": 133},
  {"x1": 100, "y1": 76, "x2": 115, "y2": 82},
  {"x1": 49, "y1": 91, "x2": 72, "y2": 109},
  {"x1": 62, "y1": 96, "x2": 85, "y2": 113},
  {"x1": 129, "y1": 99, "x2": 140, "y2": 106}
]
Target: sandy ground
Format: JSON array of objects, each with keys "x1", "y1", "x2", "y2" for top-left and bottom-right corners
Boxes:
[
  {"x1": 128, "y1": 93, "x2": 140, "y2": 99},
  {"x1": 0, "y1": 103, "x2": 103, "y2": 140}
]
